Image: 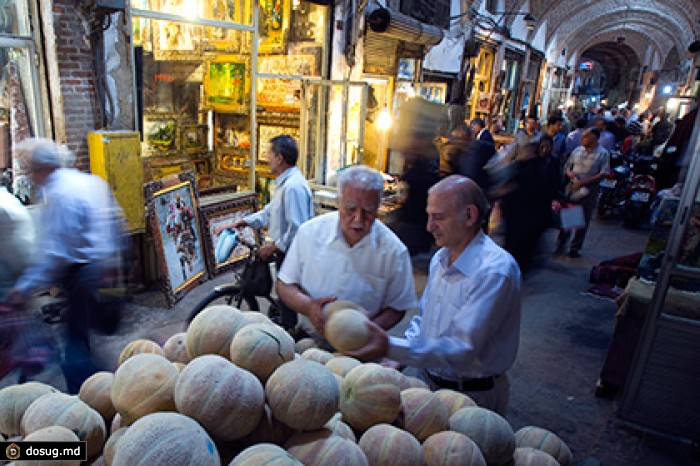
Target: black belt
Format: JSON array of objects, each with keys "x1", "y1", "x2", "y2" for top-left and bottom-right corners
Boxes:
[{"x1": 426, "y1": 371, "x2": 497, "y2": 392}]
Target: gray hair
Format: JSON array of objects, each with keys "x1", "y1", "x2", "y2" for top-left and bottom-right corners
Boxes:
[
  {"x1": 337, "y1": 165, "x2": 384, "y2": 199},
  {"x1": 16, "y1": 138, "x2": 74, "y2": 169}
]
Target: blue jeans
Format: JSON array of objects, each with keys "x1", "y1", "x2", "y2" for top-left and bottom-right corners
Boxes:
[{"x1": 60, "y1": 263, "x2": 101, "y2": 394}]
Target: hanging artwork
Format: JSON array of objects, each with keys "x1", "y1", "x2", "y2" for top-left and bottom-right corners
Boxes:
[
  {"x1": 204, "y1": 56, "x2": 250, "y2": 112},
  {"x1": 153, "y1": 0, "x2": 202, "y2": 60},
  {"x1": 205, "y1": 0, "x2": 251, "y2": 51},
  {"x1": 257, "y1": 124, "x2": 300, "y2": 162},
  {"x1": 258, "y1": 0, "x2": 290, "y2": 54},
  {"x1": 145, "y1": 171, "x2": 207, "y2": 306},
  {"x1": 257, "y1": 54, "x2": 315, "y2": 111}
]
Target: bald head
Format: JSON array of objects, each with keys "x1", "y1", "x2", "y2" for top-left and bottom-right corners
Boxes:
[{"x1": 429, "y1": 175, "x2": 490, "y2": 225}]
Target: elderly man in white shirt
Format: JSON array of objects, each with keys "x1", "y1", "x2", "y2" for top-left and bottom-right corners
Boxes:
[
  {"x1": 347, "y1": 175, "x2": 521, "y2": 415},
  {"x1": 233, "y1": 135, "x2": 314, "y2": 328},
  {"x1": 277, "y1": 165, "x2": 418, "y2": 343}
]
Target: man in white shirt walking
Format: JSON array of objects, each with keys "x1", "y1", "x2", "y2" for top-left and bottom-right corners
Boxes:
[
  {"x1": 233, "y1": 135, "x2": 314, "y2": 329},
  {"x1": 346, "y1": 175, "x2": 522, "y2": 415},
  {"x1": 277, "y1": 165, "x2": 418, "y2": 344}
]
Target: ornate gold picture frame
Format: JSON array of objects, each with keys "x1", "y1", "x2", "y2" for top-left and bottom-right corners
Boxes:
[
  {"x1": 259, "y1": 0, "x2": 291, "y2": 54},
  {"x1": 204, "y1": 55, "x2": 250, "y2": 112}
]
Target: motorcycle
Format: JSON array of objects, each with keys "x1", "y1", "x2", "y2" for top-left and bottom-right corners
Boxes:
[
  {"x1": 622, "y1": 154, "x2": 658, "y2": 228},
  {"x1": 597, "y1": 150, "x2": 630, "y2": 219}
]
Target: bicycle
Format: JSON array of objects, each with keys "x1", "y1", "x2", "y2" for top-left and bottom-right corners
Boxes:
[{"x1": 186, "y1": 229, "x2": 280, "y2": 324}]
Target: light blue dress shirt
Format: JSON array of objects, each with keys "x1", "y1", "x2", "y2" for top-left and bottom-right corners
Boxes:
[
  {"x1": 244, "y1": 166, "x2": 314, "y2": 253},
  {"x1": 388, "y1": 232, "x2": 522, "y2": 380},
  {"x1": 14, "y1": 168, "x2": 122, "y2": 293}
]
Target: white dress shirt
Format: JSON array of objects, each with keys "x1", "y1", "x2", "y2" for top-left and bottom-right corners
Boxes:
[
  {"x1": 388, "y1": 231, "x2": 521, "y2": 380},
  {"x1": 14, "y1": 168, "x2": 122, "y2": 293},
  {"x1": 278, "y1": 211, "x2": 418, "y2": 337},
  {"x1": 244, "y1": 166, "x2": 314, "y2": 253},
  {"x1": 0, "y1": 187, "x2": 35, "y2": 284}
]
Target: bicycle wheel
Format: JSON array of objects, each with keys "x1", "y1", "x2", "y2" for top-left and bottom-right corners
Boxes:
[{"x1": 186, "y1": 285, "x2": 262, "y2": 324}]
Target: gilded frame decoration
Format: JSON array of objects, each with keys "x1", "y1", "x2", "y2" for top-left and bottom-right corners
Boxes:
[
  {"x1": 153, "y1": 0, "x2": 202, "y2": 60},
  {"x1": 204, "y1": 55, "x2": 250, "y2": 112},
  {"x1": 199, "y1": 193, "x2": 258, "y2": 275},
  {"x1": 257, "y1": 54, "x2": 315, "y2": 111},
  {"x1": 145, "y1": 171, "x2": 207, "y2": 306},
  {"x1": 259, "y1": 0, "x2": 291, "y2": 54},
  {"x1": 205, "y1": 0, "x2": 251, "y2": 52},
  {"x1": 257, "y1": 124, "x2": 301, "y2": 163}
]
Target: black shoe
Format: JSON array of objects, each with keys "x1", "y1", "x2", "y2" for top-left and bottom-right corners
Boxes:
[{"x1": 568, "y1": 250, "x2": 581, "y2": 258}]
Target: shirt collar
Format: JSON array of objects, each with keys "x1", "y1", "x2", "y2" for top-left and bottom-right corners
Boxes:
[
  {"x1": 328, "y1": 212, "x2": 379, "y2": 249},
  {"x1": 437, "y1": 231, "x2": 487, "y2": 276},
  {"x1": 275, "y1": 166, "x2": 298, "y2": 187}
]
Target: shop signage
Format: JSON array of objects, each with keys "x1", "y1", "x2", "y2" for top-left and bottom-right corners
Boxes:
[{"x1": 399, "y1": 0, "x2": 450, "y2": 29}]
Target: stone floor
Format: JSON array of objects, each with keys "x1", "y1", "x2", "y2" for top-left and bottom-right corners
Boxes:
[{"x1": 2, "y1": 214, "x2": 699, "y2": 465}]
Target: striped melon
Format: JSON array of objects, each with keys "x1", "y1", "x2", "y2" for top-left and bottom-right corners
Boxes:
[
  {"x1": 301, "y1": 348, "x2": 334, "y2": 365},
  {"x1": 231, "y1": 443, "x2": 302, "y2": 465},
  {"x1": 111, "y1": 412, "x2": 219, "y2": 465},
  {"x1": 325, "y1": 308, "x2": 371, "y2": 352},
  {"x1": 174, "y1": 354, "x2": 265, "y2": 441},
  {"x1": 324, "y1": 412, "x2": 356, "y2": 442},
  {"x1": 435, "y1": 389, "x2": 477, "y2": 416},
  {"x1": 423, "y1": 431, "x2": 486, "y2": 466},
  {"x1": 0, "y1": 382, "x2": 57, "y2": 436},
  {"x1": 285, "y1": 429, "x2": 368, "y2": 466},
  {"x1": 186, "y1": 304, "x2": 247, "y2": 359},
  {"x1": 326, "y1": 356, "x2": 361, "y2": 377},
  {"x1": 512, "y1": 447, "x2": 560, "y2": 466},
  {"x1": 163, "y1": 332, "x2": 190, "y2": 364},
  {"x1": 78, "y1": 371, "x2": 116, "y2": 422},
  {"x1": 22, "y1": 426, "x2": 82, "y2": 466},
  {"x1": 449, "y1": 406, "x2": 515, "y2": 466},
  {"x1": 265, "y1": 359, "x2": 339, "y2": 431},
  {"x1": 103, "y1": 427, "x2": 128, "y2": 466},
  {"x1": 117, "y1": 339, "x2": 164, "y2": 366},
  {"x1": 514, "y1": 426, "x2": 572, "y2": 466},
  {"x1": 340, "y1": 364, "x2": 402, "y2": 432},
  {"x1": 358, "y1": 423, "x2": 423, "y2": 466},
  {"x1": 397, "y1": 388, "x2": 449, "y2": 442},
  {"x1": 110, "y1": 353, "x2": 179, "y2": 425},
  {"x1": 229, "y1": 323, "x2": 295, "y2": 382},
  {"x1": 294, "y1": 338, "x2": 317, "y2": 354},
  {"x1": 20, "y1": 392, "x2": 106, "y2": 460}
]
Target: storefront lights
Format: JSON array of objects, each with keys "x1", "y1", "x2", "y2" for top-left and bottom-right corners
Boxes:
[
  {"x1": 662, "y1": 84, "x2": 673, "y2": 95},
  {"x1": 183, "y1": 0, "x2": 198, "y2": 18},
  {"x1": 376, "y1": 108, "x2": 392, "y2": 131}
]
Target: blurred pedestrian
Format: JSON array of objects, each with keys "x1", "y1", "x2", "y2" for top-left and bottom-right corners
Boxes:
[
  {"x1": 8, "y1": 138, "x2": 126, "y2": 393},
  {"x1": 500, "y1": 135, "x2": 563, "y2": 269},
  {"x1": 0, "y1": 171, "x2": 35, "y2": 298},
  {"x1": 470, "y1": 117, "x2": 495, "y2": 145}
]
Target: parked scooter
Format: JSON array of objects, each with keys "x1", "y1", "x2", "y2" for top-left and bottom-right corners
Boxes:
[
  {"x1": 597, "y1": 150, "x2": 630, "y2": 219},
  {"x1": 622, "y1": 154, "x2": 658, "y2": 228}
]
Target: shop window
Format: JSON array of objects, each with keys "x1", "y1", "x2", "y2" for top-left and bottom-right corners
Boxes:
[{"x1": 131, "y1": 0, "x2": 328, "y2": 194}]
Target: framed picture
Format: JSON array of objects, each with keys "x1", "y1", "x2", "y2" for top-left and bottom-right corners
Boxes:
[
  {"x1": 257, "y1": 124, "x2": 300, "y2": 163},
  {"x1": 205, "y1": 0, "x2": 250, "y2": 51},
  {"x1": 204, "y1": 55, "x2": 250, "y2": 112},
  {"x1": 259, "y1": 0, "x2": 291, "y2": 54},
  {"x1": 153, "y1": 0, "x2": 202, "y2": 60},
  {"x1": 418, "y1": 82, "x2": 447, "y2": 104},
  {"x1": 145, "y1": 172, "x2": 207, "y2": 306},
  {"x1": 257, "y1": 54, "x2": 315, "y2": 111},
  {"x1": 199, "y1": 194, "x2": 258, "y2": 275},
  {"x1": 181, "y1": 124, "x2": 209, "y2": 153}
]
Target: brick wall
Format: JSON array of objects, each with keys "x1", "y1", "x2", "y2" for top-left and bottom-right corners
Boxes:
[{"x1": 52, "y1": 0, "x2": 99, "y2": 170}]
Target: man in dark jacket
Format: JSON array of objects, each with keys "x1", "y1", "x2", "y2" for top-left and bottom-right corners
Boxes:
[
  {"x1": 470, "y1": 117, "x2": 495, "y2": 145},
  {"x1": 457, "y1": 125, "x2": 497, "y2": 193}
]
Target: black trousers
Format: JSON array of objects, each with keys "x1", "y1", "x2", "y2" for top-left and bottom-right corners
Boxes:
[{"x1": 273, "y1": 251, "x2": 297, "y2": 329}]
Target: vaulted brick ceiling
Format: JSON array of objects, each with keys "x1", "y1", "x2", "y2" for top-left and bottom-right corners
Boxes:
[{"x1": 501, "y1": 0, "x2": 700, "y2": 70}]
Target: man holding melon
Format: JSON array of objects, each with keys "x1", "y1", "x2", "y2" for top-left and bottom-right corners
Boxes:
[
  {"x1": 347, "y1": 175, "x2": 522, "y2": 415},
  {"x1": 276, "y1": 165, "x2": 418, "y2": 346}
]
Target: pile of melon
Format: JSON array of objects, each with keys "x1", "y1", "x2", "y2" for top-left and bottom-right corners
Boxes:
[{"x1": 0, "y1": 303, "x2": 573, "y2": 466}]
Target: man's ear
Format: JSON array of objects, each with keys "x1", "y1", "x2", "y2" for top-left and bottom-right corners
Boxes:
[{"x1": 465, "y1": 205, "x2": 479, "y2": 228}]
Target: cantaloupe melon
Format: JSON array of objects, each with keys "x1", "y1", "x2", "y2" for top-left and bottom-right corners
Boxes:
[
  {"x1": 230, "y1": 443, "x2": 302, "y2": 465},
  {"x1": 324, "y1": 412, "x2": 356, "y2": 442},
  {"x1": 326, "y1": 356, "x2": 361, "y2": 377},
  {"x1": 324, "y1": 300, "x2": 366, "y2": 318},
  {"x1": 174, "y1": 354, "x2": 265, "y2": 441},
  {"x1": 423, "y1": 431, "x2": 486, "y2": 466},
  {"x1": 117, "y1": 339, "x2": 164, "y2": 366},
  {"x1": 111, "y1": 413, "x2": 124, "y2": 432},
  {"x1": 111, "y1": 412, "x2": 219, "y2": 466},
  {"x1": 0, "y1": 382, "x2": 57, "y2": 436},
  {"x1": 241, "y1": 311, "x2": 274, "y2": 325},
  {"x1": 78, "y1": 371, "x2": 116, "y2": 422},
  {"x1": 21, "y1": 426, "x2": 82, "y2": 466},
  {"x1": 435, "y1": 389, "x2": 477, "y2": 416},
  {"x1": 358, "y1": 423, "x2": 423, "y2": 466},
  {"x1": 512, "y1": 447, "x2": 560, "y2": 466},
  {"x1": 265, "y1": 359, "x2": 339, "y2": 431},
  {"x1": 20, "y1": 392, "x2": 106, "y2": 460},
  {"x1": 325, "y1": 308, "x2": 371, "y2": 352},
  {"x1": 514, "y1": 426, "x2": 572, "y2": 466},
  {"x1": 339, "y1": 364, "x2": 402, "y2": 432},
  {"x1": 103, "y1": 427, "x2": 128, "y2": 466},
  {"x1": 162, "y1": 332, "x2": 190, "y2": 363},
  {"x1": 397, "y1": 388, "x2": 449, "y2": 442},
  {"x1": 449, "y1": 406, "x2": 515, "y2": 466},
  {"x1": 229, "y1": 323, "x2": 295, "y2": 382},
  {"x1": 285, "y1": 429, "x2": 369, "y2": 466},
  {"x1": 294, "y1": 338, "x2": 317, "y2": 354},
  {"x1": 404, "y1": 376, "x2": 429, "y2": 390},
  {"x1": 185, "y1": 304, "x2": 247, "y2": 359},
  {"x1": 301, "y1": 347, "x2": 334, "y2": 364},
  {"x1": 238, "y1": 404, "x2": 295, "y2": 448},
  {"x1": 110, "y1": 353, "x2": 179, "y2": 425}
]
